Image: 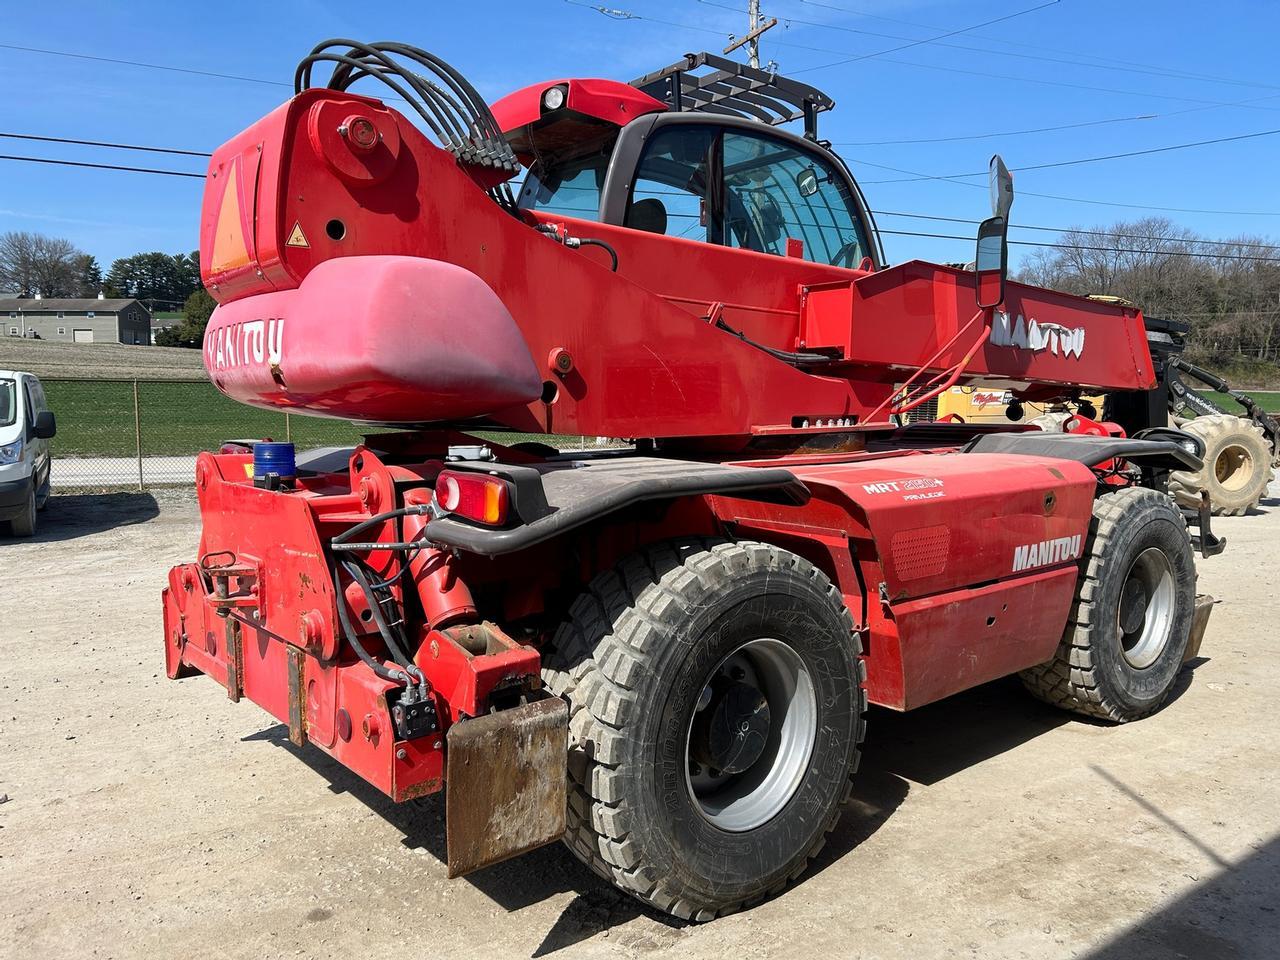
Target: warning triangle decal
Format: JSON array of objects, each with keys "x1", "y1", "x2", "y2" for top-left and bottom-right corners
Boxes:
[
  {"x1": 285, "y1": 221, "x2": 309, "y2": 248},
  {"x1": 210, "y1": 163, "x2": 252, "y2": 273}
]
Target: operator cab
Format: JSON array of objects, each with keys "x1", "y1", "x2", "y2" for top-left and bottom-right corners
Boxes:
[{"x1": 493, "y1": 53, "x2": 880, "y2": 270}]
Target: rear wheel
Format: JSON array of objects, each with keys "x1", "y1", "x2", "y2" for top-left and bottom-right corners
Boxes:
[
  {"x1": 1169, "y1": 414, "x2": 1273, "y2": 516},
  {"x1": 8, "y1": 485, "x2": 37, "y2": 537},
  {"x1": 1021, "y1": 487, "x2": 1196, "y2": 722},
  {"x1": 543, "y1": 538, "x2": 866, "y2": 920}
]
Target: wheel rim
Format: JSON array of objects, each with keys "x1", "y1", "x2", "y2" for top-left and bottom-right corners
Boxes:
[
  {"x1": 684, "y1": 638, "x2": 817, "y2": 832},
  {"x1": 1117, "y1": 547, "x2": 1176, "y2": 669},
  {"x1": 1214, "y1": 442, "x2": 1253, "y2": 492}
]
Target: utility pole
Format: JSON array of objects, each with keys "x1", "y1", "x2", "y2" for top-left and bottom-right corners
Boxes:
[{"x1": 723, "y1": 0, "x2": 777, "y2": 69}]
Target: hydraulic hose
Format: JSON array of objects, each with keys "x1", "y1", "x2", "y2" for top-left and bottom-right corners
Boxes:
[
  {"x1": 713, "y1": 317, "x2": 833, "y2": 366},
  {"x1": 341, "y1": 558, "x2": 429, "y2": 696},
  {"x1": 571, "y1": 237, "x2": 619, "y2": 272},
  {"x1": 331, "y1": 504, "x2": 431, "y2": 548},
  {"x1": 332, "y1": 561, "x2": 412, "y2": 686},
  {"x1": 296, "y1": 39, "x2": 521, "y2": 210}
]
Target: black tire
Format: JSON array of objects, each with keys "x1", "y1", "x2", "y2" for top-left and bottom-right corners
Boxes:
[
  {"x1": 543, "y1": 538, "x2": 866, "y2": 920},
  {"x1": 1168, "y1": 414, "x2": 1273, "y2": 516},
  {"x1": 9, "y1": 484, "x2": 37, "y2": 537},
  {"x1": 1020, "y1": 487, "x2": 1196, "y2": 722}
]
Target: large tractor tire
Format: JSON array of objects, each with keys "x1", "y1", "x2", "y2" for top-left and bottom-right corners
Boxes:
[
  {"x1": 1168, "y1": 414, "x2": 1273, "y2": 516},
  {"x1": 543, "y1": 538, "x2": 866, "y2": 920},
  {"x1": 1021, "y1": 487, "x2": 1196, "y2": 722}
]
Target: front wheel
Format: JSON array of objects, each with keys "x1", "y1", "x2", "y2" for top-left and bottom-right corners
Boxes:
[
  {"x1": 543, "y1": 539, "x2": 866, "y2": 920},
  {"x1": 1021, "y1": 487, "x2": 1196, "y2": 722},
  {"x1": 8, "y1": 484, "x2": 37, "y2": 537}
]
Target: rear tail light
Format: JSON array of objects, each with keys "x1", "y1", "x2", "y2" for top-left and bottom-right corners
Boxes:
[{"x1": 434, "y1": 471, "x2": 510, "y2": 526}]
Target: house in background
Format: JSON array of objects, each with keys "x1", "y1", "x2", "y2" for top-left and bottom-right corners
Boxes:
[
  {"x1": 149, "y1": 312, "x2": 184, "y2": 344},
  {"x1": 1, "y1": 294, "x2": 152, "y2": 345}
]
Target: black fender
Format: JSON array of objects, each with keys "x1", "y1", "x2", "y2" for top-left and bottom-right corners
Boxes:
[{"x1": 422, "y1": 455, "x2": 808, "y2": 557}]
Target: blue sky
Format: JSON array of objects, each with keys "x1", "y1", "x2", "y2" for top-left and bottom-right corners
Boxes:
[{"x1": 2, "y1": 0, "x2": 1278, "y2": 271}]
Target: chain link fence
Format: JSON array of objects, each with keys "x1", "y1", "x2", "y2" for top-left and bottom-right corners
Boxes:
[{"x1": 41, "y1": 378, "x2": 605, "y2": 491}]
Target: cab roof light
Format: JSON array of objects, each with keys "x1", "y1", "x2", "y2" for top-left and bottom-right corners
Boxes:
[{"x1": 542, "y1": 85, "x2": 567, "y2": 112}]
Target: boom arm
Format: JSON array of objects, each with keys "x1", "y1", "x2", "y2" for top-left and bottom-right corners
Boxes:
[{"x1": 1168, "y1": 356, "x2": 1280, "y2": 452}]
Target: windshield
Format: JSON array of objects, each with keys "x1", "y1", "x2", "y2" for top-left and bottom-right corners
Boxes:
[
  {"x1": 520, "y1": 151, "x2": 611, "y2": 221},
  {"x1": 0, "y1": 379, "x2": 15, "y2": 428},
  {"x1": 721, "y1": 131, "x2": 869, "y2": 267}
]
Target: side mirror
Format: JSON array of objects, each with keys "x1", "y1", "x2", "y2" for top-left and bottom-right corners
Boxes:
[
  {"x1": 796, "y1": 167, "x2": 820, "y2": 198},
  {"x1": 975, "y1": 215, "x2": 1008, "y2": 309},
  {"x1": 975, "y1": 153, "x2": 1014, "y2": 308},
  {"x1": 989, "y1": 154, "x2": 1013, "y2": 220},
  {"x1": 33, "y1": 410, "x2": 56, "y2": 440}
]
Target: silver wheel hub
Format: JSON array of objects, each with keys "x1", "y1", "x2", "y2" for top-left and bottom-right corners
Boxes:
[
  {"x1": 1118, "y1": 547, "x2": 1176, "y2": 669},
  {"x1": 685, "y1": 638, "x2": 817, "y2": 832}
]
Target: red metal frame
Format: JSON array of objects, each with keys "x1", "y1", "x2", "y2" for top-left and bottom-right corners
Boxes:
[
  {"x1": 166, "y1": 73, "x2": 1169, "y2": 815},
  {"x1": 197, "y1": 89, "x2": 1155, "y2": 441}
]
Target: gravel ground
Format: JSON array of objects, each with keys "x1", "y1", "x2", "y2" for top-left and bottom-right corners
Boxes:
[{"x1": 1, "y1": 484, "x2": 1277, "y2": 960}]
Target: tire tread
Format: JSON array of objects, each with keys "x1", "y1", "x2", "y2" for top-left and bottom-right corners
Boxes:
[
  {"x1": 543, "y1": 537, "x2": 866, "y2": 920},
  {"x1": 1020, "y1": 487, "x2": 1188, "y2": 722}
]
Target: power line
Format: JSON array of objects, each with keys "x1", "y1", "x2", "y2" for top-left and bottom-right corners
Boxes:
[
  {"x1": 776, "y1": 0, "x2": 1280, "y2": 93},
  {"x1": 874, "y1": 228, "x2": 1280, "y2": 263},
  {"x1": 692, "y1": 2, "x2": 1280, "y2": 115},
  {"x1": 797, "y1": 0, "x2": 1280, "y2": 93},
  {"x1": 5, "y1": 149, "x2": 1277, "y2": 263},
  {"x1": 575, "y1": 1, "x2": 1280, "y2": 122},
  {"x1": 832, "y1": 114, "x2": 1159, "y2": 147},
  {"x1": 871, "y1": 210, "x2": 1280, "y2": 252},
  {"x1": 830, "y1": 90, "x2": 1280, "y2": 147},
  {"x1": 0, "y1": 132, "x2": 212, "y2": 158},
  {"x1": 858, "y1": 127, "x2": 1280, "y2": 183},
  {"x1": 849, "y1": 156, "x2": 1280, "y2": 217},
  {"x1": 783, "y1": 0, "x2": 1063, "y2": 75},
  {"x1": 0, "y1": 42, "x2": 290, "y2": 88},
  {"x1": 0, "y1": 154, "x2": 204, "y2": 179},
  {"x1": 858, "y1": 52, "x2": 1280, "y2": 112},
  {"x1": 8, "y1": 126, "x2": 1280, "y2": 228},
  {"x1": 9, "y1": 119, "x2": 1280, "y2": 220}
]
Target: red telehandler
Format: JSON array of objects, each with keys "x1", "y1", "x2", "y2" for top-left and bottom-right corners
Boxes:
[{"x1": 164, "y1": 43, "x2": 1223, "y2": 919}]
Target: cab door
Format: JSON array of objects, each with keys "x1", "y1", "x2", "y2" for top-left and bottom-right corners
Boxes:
[
  {"x1": 587, "y1": 115, "x2": 879, "y2": 351},
  {"x1": 601, "y1": 115, "x2": 877, "y2": 269}
]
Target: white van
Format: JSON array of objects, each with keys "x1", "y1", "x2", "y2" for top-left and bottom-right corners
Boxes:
[{"x1": 0, "y1": 370, "x2": 56, "y2": 537}]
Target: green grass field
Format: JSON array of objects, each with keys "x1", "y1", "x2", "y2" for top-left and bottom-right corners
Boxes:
[
  {"x1": 41, "y1": 379, "x2": 592, "y2": 458},
  {"x1": 39, "y1": 377, "x2": 1278, "y2": 461},
  {"x1": 1197, "y1": 390, "x2": 1280, "y2": 413}
]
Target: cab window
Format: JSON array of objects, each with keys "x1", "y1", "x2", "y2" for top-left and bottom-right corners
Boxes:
[
  {"x1": 23, "y1": 381, "x2": 37, "y2": 433},
  {"x1": 721, "y1": 130, "x2": 868, "y2": 267},
  {"x1": 0, "y1": 378, "x2": 15, "y2": 428},
  {"x1": 624, "y1": 125, "x2": 719, "y2": 241},
  {"x1": 622, "y1": 123, "x2": 869, "y2": 265},
  {"x1": 520, "y1": 151, "x2": 610, "y2": 221}
]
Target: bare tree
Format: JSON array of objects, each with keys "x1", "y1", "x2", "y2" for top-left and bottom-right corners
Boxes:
[
  {"x1": 0, "y1": 231, "x2": 88, "y2": 297},
  {"x1": 1014, "y1": 220, "x2": 1280, "y2": 368}
]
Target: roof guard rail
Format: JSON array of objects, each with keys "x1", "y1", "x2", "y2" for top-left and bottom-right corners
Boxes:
[{"x1": 630, "y1": 51, "x2": 834, "y2": 140}]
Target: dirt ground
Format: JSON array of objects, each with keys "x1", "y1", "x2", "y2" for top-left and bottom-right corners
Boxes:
[{"x1": 2, "y1": 486, "x2": 1278, "y2": 960}]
